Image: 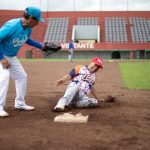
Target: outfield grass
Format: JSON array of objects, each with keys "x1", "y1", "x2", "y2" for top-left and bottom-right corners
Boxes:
[{"x1": 119, "y1": 62, "x2": 150, "y2": 90}]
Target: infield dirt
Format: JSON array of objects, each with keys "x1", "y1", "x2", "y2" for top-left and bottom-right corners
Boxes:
[{"x1": 0, "y1": 61, "x2": 150, "y2": 150}]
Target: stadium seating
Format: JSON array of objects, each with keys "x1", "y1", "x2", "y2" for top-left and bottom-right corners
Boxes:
[
  {"x1": 77, "y1": 17, "x2": 99, "y2": 25},
  {"x1": 0, "y1": 10, "x2": 150, "y2": 59},
  {"x1": 105, "y1": 17, "x2": 128, "y2": 43},
  {"x1": 44, "y1": 18, "x2": 69, "y2": 43},
  {"x1": 129, "y1": 17, "x2": 150, "y2": 43}
]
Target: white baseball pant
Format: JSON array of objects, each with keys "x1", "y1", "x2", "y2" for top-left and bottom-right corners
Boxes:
[
  {"x1": 0, "y1": 56, "x2": 27, "y2": 111},
  {"x1": 68, "y1": 49, "x2": 73, "y2": 61},
  {"x1": 56, "y1": 83, "x2": 98, "y2": 108}
]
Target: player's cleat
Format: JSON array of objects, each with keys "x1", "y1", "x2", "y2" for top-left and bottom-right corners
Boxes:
[
  {"x1": 52, "y1": 104, "x2": 65, "y2": 112},
  {"x1": 15, "y1": 104, "x2": 35, "y2": 111},
  {"x1": 0, "y1": 110, "x2": 9, "y2": 117},
  {"x1": 53, "y1": 107, "x2": 65, "y2": 112}
]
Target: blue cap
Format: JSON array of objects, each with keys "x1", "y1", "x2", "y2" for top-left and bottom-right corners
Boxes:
[{"x1": 26, "y1": 6, "x2": 45, "y2": 22}]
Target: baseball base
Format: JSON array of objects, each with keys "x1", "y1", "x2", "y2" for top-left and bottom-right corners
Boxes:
[{"x1": 54, "y1": 112, "x2": 89, "y2": 123}]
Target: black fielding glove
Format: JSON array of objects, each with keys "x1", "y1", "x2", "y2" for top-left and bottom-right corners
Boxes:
[{"x1": 42, "y1": 42, "x2": 61, "y2": 55}]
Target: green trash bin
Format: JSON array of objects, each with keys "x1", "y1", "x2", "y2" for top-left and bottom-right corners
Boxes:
[{"x1": 26, "y1": 50, "x2": 32, "y2": 59}]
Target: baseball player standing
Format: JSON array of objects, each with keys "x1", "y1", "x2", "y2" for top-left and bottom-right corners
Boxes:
[
  {"x1": 53, "y1": 57, "x2": 103, "y2": 112},
  {"x1": 68, "y1": 40, "x2": 74, "y2": 62},
  {"x1": 0, "y1": 6, "x2": 45, "y2": 117}
]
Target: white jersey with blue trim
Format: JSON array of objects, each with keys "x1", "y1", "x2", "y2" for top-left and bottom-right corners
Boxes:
[{"x1": 69, "y1": 66, "x2": 95, "y2": 95}]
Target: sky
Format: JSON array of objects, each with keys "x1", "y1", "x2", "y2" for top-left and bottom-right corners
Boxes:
[
  {"x1": 0, "y1": 0, "x2": 150, "y2": 11},
  {"x1": 48, "y1": 0, "x2": 150, "y2": 11}
]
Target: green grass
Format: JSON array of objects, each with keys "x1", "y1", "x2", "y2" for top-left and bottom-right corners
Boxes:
[{"x1": 119, "y1": 62, "x2": 150, "y2": 90}]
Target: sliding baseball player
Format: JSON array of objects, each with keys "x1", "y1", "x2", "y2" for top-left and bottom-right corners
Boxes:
[{"x1": 53, "y1": 57, "x2": 103, "y2": 112}]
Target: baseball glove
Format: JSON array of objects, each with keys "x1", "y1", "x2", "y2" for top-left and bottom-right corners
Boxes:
[{"x1": 42, "y1": 42, "x2": 61, "y2": 56}]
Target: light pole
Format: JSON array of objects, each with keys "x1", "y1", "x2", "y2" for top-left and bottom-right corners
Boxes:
[
  {"x1": 47, "y1": 0, "x2": 49, "y2": 17},
  {"x1": 74, "y1": 0, "x2": 75, "y2": 11},
  {"x1": 100, "y1": 0, "x2": 102, "y2": 11}
]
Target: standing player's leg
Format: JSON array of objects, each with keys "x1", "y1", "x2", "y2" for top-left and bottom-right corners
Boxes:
[
  {"x1": 8, "y1": 56, "x2": 34, "y2": 110},
  {"x1": 68, "y1": 49, "x2": 73, "y2": 62},
  {"x1": 0, "y1": 63, "x2": 10, "y2": 117},
  {"x1": 68, "y1": 50, "x2": 71, "y2": 61},
  {"x1": 70, "y1": 49, "x2": 73, "y2": 61}
]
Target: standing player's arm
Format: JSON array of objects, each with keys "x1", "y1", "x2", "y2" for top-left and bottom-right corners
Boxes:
[
  {"x1": 0, "y1": 58, "x2": 10, "y2": 69},
  {"x1": 0, "y1": 46, "x2": 10, "y2": 69},
  {"x1": 56, "y1": 74, "x2": 71, "y2": 86},
  {"x1": 0, "y1": 46, "x2": 4, "y2": 58},
  {"x1": 91, "y1": 87, "x2": 99, "y2": 100},
  {"x1": 26, "y1": 38, "x2": 43, "y2": 49}
]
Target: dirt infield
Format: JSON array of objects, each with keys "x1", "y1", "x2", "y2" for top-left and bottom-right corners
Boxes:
[{"x1": 0, "y1": 61, "x2": 150, "y2": 150}]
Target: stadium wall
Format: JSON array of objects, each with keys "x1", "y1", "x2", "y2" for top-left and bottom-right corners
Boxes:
[
  {"x1": 0, "y1": 10, "x2": 150, "y2": 59},
  {"x1": 44, "y1": 11, "x2": 150, "y2": 59}
]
